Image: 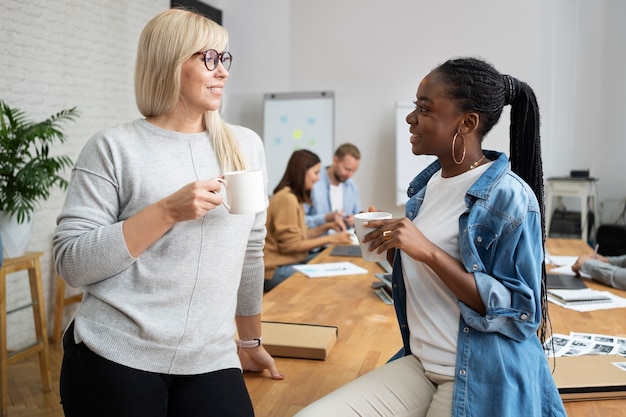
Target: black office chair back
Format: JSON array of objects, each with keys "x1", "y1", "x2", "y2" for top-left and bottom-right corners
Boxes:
[{"x1": 596, "y1": 224, "x2": 626, "y2": 256}]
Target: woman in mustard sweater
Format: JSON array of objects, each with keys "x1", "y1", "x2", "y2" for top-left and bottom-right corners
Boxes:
[{"x1": 264, "y1": 150, "x2": 352, "y2": 291}]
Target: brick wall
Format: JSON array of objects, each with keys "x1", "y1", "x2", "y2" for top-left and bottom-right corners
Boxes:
[{"x1": 1, "y1": 0, "x2": 169, "y2": 349}]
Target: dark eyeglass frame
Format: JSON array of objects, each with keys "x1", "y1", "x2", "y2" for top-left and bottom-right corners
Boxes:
[{"x1": 193, "y1": 49, "x2": 233, "y2": 71}]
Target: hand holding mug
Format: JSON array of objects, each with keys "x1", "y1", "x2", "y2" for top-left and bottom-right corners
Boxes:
[
  {"x1": 354, "y1": 211, "x2": 392, "y2": 262},
  {"x1": 163, "y1": 179, "x2": 225, "y2": 222},
  {"x1": 362, "y1": 217, "x2": 435, "y2": 264},
  {"x1": 216, "y1": 170, "x2": 266, "y2": 214}
]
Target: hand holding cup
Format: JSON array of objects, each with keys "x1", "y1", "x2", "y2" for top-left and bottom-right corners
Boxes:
[
  {"x1": 354, "y1": 211, "x2": 392, "y2": 262},
  {"x1": 217, "y1": 170, "x2": 266, "y2": 214}
]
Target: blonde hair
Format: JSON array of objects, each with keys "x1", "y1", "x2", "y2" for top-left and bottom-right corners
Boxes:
[{"x1": 134, "y1": 8, "x2": 247, "y2": 171}]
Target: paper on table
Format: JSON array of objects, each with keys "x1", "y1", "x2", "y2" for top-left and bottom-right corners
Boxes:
[
  {"x1": 548, "y1": 256, "x2": 579, "y2": 267},
  {"x1": 549, "y1": 264, "x2": 590, "y2": 278},
  {"x1": 548, "y1": 290, "x2": 626, "y2": 312},
  {"x1": 293, "y1": 262, "x2": 368, "y2": 278}
]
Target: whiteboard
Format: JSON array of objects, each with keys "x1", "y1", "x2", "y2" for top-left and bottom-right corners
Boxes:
[
  {"x1": 395, "y1": 101, "x2": 437, "y2": 206},
  {"x1": 263, "y1": 91, "x2": 334, "y2": 193}
]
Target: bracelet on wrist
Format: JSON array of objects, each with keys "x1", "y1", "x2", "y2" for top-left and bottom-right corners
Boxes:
[{"x1": 236, "y1": 338, "x2": 262, "y2": 348}]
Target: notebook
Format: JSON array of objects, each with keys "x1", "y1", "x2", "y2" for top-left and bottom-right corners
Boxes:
[
  {"x1": 546, "y1": 273, "x2": 588, "y2": 290},
  {"x1": 547, "y1": 288, "x2": 612, "y2": 305}
]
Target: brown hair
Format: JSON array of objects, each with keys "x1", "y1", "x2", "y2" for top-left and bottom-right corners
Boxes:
[
  {"x1": 273, "y1": 149, "x2": 320, "y2": 204},
  {"x1": 334, "y1": 143, "x2": 361, "y2": 160}
]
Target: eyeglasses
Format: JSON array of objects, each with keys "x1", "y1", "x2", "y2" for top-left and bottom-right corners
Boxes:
[{"x1": 193, "y1": 49, "x2": 233, "y2": 71}]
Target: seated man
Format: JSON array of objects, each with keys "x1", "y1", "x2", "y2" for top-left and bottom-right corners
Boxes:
[
  {"x1": 305, "y1": 143, "x2": 362, "y2": 232},
  {"x1": 572, "y1": 253, "x2": 626, "y2": 290}
]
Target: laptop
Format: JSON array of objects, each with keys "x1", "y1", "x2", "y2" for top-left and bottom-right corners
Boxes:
[
  {"x1": 329, "y1": 245, "x2": 362, "y2": 257},
  {"x1": 546, "y1": 273, "x2": 588, "y2": 290}
]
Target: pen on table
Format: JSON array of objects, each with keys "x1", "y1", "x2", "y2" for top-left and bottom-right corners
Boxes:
[{"x1": 592, "y1": 243, "x2": 599, "y2": 259}]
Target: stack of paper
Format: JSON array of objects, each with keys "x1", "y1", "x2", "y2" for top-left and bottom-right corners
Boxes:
[
  {"x1": 547, "y1": 288, "x2": 626, "y2": 312},
  {"x1": 548, "y1": 288, "x2": 612, "y2": 305}
]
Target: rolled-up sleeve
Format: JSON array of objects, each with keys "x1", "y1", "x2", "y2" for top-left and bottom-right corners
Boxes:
[{"x1": 460, "y1": 209, "x2": 542, "y2": 342}]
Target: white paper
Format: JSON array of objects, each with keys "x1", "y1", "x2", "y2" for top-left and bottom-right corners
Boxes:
[
  {"x1": 293, "y1": 262, "x2": 368, "y2": 278},
  {"x1": 548, "y1": 255, "x2": 579, "y2": 267},
  {"x1": 548, "y1": 256, "x2": 591, "y2": 278}
]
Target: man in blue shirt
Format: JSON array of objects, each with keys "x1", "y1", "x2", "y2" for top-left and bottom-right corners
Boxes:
[{"x1": 305, "y1": 143, "x2": 362, "y2": 232}]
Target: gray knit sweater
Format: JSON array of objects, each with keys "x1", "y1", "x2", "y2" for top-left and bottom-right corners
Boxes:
[{"x1": 53, "y1": 119, "x2": 267, "y2": 375}]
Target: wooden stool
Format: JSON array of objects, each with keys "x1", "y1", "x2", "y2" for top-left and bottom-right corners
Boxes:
[
  {"x1": 52, "y1": 275, "x2": 83, "y2": 346},
  {"x1": 0, "y1": 252, "x2": 52, "y2": 417}
]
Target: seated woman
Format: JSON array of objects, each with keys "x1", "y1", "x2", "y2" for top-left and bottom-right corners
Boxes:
[{"x1": 264, "y1": 149, "x2": 353, "y2": 291}]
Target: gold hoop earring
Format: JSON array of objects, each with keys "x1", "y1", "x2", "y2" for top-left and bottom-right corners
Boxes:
[{"x1": 452, "y1": 131, "x2": 466, "y2": 165}]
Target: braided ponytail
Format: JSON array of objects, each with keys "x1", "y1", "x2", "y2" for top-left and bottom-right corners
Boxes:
[{"x1": 504, "y1": 75, "x2": 549, "y2": 344}]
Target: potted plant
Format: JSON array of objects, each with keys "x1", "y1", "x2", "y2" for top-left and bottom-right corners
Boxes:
[{"x1": 0, "y1": 100, "x2": 78, "y2": 257}]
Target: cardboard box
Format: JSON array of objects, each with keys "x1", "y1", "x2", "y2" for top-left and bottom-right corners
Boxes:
[
  {"x1": 261, "y1": 321, "x2": 338, "y2": 360},
  {"x1": 551, "y1": 354, "x2": 626, "y2": 401}
]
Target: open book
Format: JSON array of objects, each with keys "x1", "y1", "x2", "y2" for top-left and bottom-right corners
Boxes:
[{"x1": 547, "y1": 288, "x2": 613, "y2": 305}]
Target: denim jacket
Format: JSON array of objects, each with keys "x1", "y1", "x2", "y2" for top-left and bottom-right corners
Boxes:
[{"x1": 392, "y1": 151, "x2": 566, "y2": 417}]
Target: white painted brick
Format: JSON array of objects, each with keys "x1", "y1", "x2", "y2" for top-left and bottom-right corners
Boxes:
[{"x1": 1, "y1": 0, "x2": 171, "y2": 348}]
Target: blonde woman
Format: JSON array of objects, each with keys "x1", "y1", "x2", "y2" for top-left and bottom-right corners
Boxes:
[{"x1": 53, "y1": 9, "x2": 282, "y2": 417}]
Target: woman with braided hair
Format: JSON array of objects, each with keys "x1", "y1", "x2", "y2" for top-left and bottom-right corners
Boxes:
[{"x1": 294, "y1": 57, "x2": 566, "y2": 417}]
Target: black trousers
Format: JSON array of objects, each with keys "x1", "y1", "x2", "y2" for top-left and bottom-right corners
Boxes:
[{"x1": 60, "y1": 322, "x2": 254, "y2": 417}]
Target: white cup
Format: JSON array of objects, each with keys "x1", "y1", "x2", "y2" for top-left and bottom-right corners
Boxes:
[
  {"x1": 353, "y1": 212, "x2": 392, "y2": 262},
  {"x1": 218, "y1": 170, "x2": 266, "y2": 214}
]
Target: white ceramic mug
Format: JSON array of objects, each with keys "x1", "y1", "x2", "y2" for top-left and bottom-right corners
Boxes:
[
  {"x1": 353, "y1": 212, "x2": 392, "y2": 262},
  {"x1": 217, "y1": 170, "x2": 266, "y2": 214}
]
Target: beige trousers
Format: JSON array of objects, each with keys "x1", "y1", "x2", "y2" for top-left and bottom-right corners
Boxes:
[{"x1": 294, "y1": 355, "x2": 454, "y2": 417}]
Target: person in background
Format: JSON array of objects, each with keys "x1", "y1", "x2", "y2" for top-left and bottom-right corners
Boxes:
[
  {"x1": 295, "y1": 57, "x2": 566, "y2": 417},
  {"x1": 305, "y1": 143, "x2": 362, "y2": 232},
  {"x1": 264, "y1": 149, "x2": 353, "y2": 292},
  {"x1": 52, "y1": 9, "x2": 282, "y2": 417},
  {"x1": 572, "y1": 253, "x2": 626, "y2": 290}
]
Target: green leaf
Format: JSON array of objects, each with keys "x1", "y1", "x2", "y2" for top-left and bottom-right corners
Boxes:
[{"x1": 0, "y1": 101, "x2": 79, "y2": 223}]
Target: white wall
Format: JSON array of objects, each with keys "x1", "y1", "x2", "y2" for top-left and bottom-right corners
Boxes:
[
  {"x1": 1, "y1": 0, "x2": 624, "y2": 345},
  {"x1": 222, "y1": 0, "x2": 625, "y2": 219}
]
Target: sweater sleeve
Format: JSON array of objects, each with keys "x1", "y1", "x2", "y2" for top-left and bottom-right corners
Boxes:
[
  {"x1": 232, "y1": 125, "x2": 268, "y2": 316},
  {"x1": 581, "y1": 257, "x2": 626, "y2": 290},
  {"x1": 236, "y1": 209, "x2": 266, "y2": 316},
  {"x1": 53, "y1": 131, "x2": 137, "y2": 287}
]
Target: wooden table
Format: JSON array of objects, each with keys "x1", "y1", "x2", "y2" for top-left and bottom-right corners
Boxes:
[
  {"x1": 246, "y1": 239, "x2": 626, "y2": 416},
  {"x1": 546, "y1": 238, "x2": 626, "y2": 416},
  {"x1": 245, "y1": 247, "x2": 400, "y2": 416}
]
